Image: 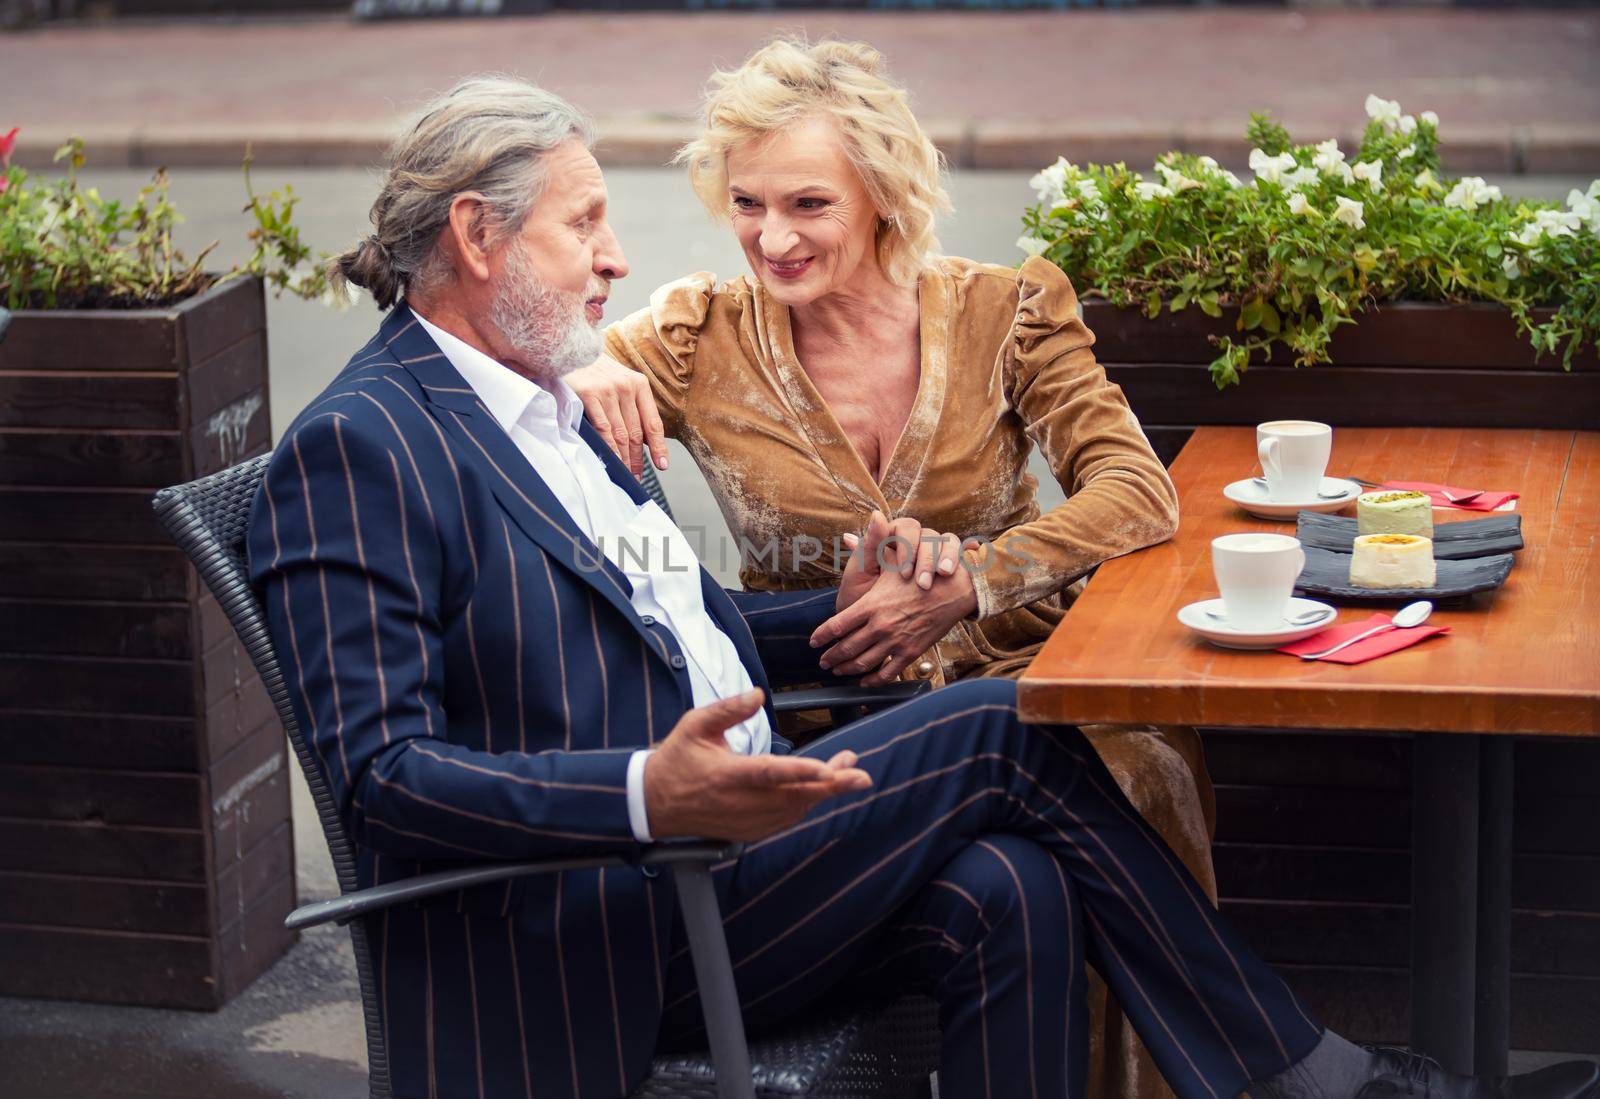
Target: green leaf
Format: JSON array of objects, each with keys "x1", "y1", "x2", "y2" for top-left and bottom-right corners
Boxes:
[{"x1": 1259, "y1": 301, "x2": 1282, "y2": 334}]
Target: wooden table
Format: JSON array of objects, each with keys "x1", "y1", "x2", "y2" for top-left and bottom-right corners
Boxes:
[{"x1": 1019, "y1": 426, "x2": 1599, "y2": 1074}]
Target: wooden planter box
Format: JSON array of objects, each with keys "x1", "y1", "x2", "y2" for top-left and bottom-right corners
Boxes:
[
  {"x1": 1084, "y1": 300, "x2": 1600, "y2": 466},
  {"x1": 1084, "y1": 298, "x2": 1600, "y2": 1051},
  {"x1": 0, "y1": 277, "x2": 292, "y2": 1010}
]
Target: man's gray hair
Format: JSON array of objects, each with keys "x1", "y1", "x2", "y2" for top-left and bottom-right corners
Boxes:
[{"x1": 330, "y1": 75, "x2": 595, "y2": 309}]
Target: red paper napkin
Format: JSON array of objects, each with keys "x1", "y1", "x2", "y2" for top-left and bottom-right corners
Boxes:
[
  {"x1": 1277, "y1": 612, "x2": 1451, "y2": 664},
  {"x1": 1380, "y1": 480, "x2": 1518, "y2": 512}
]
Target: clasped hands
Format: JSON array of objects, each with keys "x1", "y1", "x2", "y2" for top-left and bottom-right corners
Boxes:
[{"x1": 813, "y1": 509, "x2": 979, "y2": 686}]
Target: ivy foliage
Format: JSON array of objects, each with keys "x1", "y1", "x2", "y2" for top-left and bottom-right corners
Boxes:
[{"x1": 1015, "y1": 100, "x2": 1600, "y2": 389}]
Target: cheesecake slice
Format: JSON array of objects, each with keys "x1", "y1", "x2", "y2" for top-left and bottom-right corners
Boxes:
[
  {"x1": 1357, "y1": 490, "x2": 1433, "y2": 538},
  {"x1": 1350, "y1": 534, "x2": 1436, "y2": 589}
]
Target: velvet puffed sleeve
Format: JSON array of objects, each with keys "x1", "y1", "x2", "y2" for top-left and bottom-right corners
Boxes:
[
  {"x1": 602, "y1": 271, "x2": 718, "y2": 437},
  {"x1": 964, "y1": 257, "x2": 1180, "y2": 619}
]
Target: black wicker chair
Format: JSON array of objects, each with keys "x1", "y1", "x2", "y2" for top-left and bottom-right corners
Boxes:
[{"x1": 153, "y1": 454, "x2": 939, "y2": 1099}]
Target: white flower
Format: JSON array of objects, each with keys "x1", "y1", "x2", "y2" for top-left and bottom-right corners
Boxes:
[
  {"x1": 1421, "y1": 110, "x2": 1440, "y2": 128},
  {"x1": 1502, "y1": 255, "x2": 1522, "y2": 280},
  {"x1": 1512, "y1": 208, "x2": 1583, "y2": 249},
  {"x1": 1281, "y1": 166, "x2": 1321, "y2": 192},
  {"x1": 1154, "y1": 162, "x2": 1203, "y2": 192},
  {"x1": 1365, "y1": 94, "x2": 1403, "y2": 131},
  {"x1": 1134, "y1": 180, "x2": 1175, "y2": 201},
  {"x1": 1075, "y1": 178, "x2": 1101, "y2": 203},
  {"x1": 1192, "y1": 155, "x2": 1242, "y2": 187},
  {"x1": 1352, "y1": 160, "x2": 1384, "y2": 194},
  {"x1": 1414, "y1": 168, "x2": 1441, "y2": 191},
  {"x1": 1333, "y1": 196, "x2": 1366, "y2": 229},
  {"x1": 1313, "y1": 141, "x2": 1356, "y2": 183},
  {"x1": 1443, "y1": 176, "x2": 1503, "y2": 211},
  {"x1": 1287, "y1": 192, "x2": 1315, "y2": 216},
  {"x1": 1249, "y1": 148, "x2": 1298, "y2": 185},
  {"x1": 1015, "y1": 234, "x2": 1049, "y2": 257},
  {"x1": 1028, "y1": 157, "x2": 1073, "y2": 206},
  {"x1": 1566, "y1": 184, "x2": 1600, "y2": 234},
  {"x1": 1398, "y1": 115, "x2": 1418, "y2": 136},
  {"x1": 1398, "y1": 144, "x2": 1417, "y2": 160}
]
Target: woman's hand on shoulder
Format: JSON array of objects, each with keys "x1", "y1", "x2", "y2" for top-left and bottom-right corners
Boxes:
[{"x1": 566, "y1": 354, "x2": 669, "y2": 477}]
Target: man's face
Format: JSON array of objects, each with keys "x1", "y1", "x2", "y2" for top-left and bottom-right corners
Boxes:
[{"x1": 485, "y1": 140, "x2": 628, "y2": 380}]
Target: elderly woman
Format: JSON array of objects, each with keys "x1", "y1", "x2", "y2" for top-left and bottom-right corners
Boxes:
[{"x1": 572, "y1": 40, "x2": 1206, "y2": 1099}]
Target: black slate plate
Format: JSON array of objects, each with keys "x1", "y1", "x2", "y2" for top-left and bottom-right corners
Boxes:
[
  {"x1": 1297, "y1": 511, "x2": 1523, "y2": 559},
  {"x1": 1295, "y1": 545, "x2": 1515, "y2": 602}
]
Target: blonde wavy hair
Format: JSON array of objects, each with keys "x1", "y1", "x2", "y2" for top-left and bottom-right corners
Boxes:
[{"x1": 676, "y1": 38, "x2": 952, "y2": 287}]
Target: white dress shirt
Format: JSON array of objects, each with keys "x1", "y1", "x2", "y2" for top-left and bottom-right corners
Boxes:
[{"x1": 413, "y1": 313, "x2": 770, "y2": 842}]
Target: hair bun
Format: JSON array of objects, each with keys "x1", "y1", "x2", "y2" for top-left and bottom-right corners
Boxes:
[{"x1": 332, "y1": 234, "x2": 401, "y2": 310}]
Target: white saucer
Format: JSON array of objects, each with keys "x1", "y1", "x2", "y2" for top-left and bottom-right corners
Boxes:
[
  {"x1": 1177, "y1": 597, "x2": 1338, "y2": 650},
  {"x1": 1222, "y1": 477, "x2": 1362, "y2": 521}
]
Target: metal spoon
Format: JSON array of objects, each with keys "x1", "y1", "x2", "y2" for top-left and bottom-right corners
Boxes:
[
  {"x1": 1251, "y1": 476, "x2": 1349, "y2": 501},
  {"x1": 1205, "y1": 605, "x2": 1333, "y2": 628},
  {"x1": 1296, "y1": 600, "x2": 1434, "y2": 661}
]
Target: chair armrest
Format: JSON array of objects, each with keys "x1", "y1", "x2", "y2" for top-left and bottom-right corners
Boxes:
[
  {"x1": 285, "y1": 839, "x2": 738, "y2": 930},
  {"x1": 771, "y1": 681, "x2": 930, "y2": 713}
]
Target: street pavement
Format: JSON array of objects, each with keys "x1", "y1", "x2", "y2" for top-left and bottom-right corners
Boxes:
[
  {"x1": 4, "y1": 9, "x2": 1599, "y2": 174},
  {"x1": 0, "y1": 161, "x2": 1595, "y2": 1097}
]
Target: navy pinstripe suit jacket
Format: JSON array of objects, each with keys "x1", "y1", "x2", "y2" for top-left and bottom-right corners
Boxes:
[{"x1": 248, "y1": 305, "x2": 840, "y2": 1097}]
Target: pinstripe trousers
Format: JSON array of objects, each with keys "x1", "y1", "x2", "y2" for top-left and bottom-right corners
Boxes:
[{"x1": 653, "y1": 678, "x2": 1324, "y2": 1099}]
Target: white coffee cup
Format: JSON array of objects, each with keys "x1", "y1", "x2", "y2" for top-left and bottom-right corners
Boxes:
[
  {"x1": 1211, "y1": 533, "x2": 1306, "y2": 631},
  {"x1": 1257, "y1": 420, "x2": 1333, "y2": 502}
]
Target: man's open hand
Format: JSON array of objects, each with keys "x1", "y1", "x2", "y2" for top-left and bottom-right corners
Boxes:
[{"x1": 643, "y1": 690, "x2": 872, "y2": 841}]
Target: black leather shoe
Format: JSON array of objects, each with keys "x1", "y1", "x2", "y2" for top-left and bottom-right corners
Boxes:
[{"x1": 1356, "y1": 1047, "x2": 1599, "y2": 1099}]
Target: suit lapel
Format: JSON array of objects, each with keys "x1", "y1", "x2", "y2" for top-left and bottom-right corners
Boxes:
[
  {"x1": 575, "y1": 420, "x2": 771, "y2": 698},
  {"x1": 387, "y1": 307, "x2": 653, "y2": 648}
]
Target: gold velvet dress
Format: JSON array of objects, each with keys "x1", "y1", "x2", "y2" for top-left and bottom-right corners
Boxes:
[{"x1": 605, "y1": 255, "x2": 1216, "y2": 1099}]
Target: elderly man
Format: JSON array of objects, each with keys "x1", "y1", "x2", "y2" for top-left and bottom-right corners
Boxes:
[{"x1": 250, "y1": 76, "x2": 1597, "y2": 1099}]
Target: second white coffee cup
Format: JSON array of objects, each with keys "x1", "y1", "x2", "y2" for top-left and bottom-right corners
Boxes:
[
  {"x1": 1257, "y1": 420, "x2": 1333, "y2": 502},
  {"x1": 1212, "y1": 532, "x2": 1306, "y2": 631}
]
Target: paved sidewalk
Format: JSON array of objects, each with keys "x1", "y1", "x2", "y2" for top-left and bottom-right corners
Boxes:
[{"x1": 4, "y1": 9, "x2": 1599, "y2": 173}]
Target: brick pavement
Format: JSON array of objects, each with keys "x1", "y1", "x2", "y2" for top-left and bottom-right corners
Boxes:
[{"x1": 3, "y1": 8, "x2": 1599, "y2": 173}]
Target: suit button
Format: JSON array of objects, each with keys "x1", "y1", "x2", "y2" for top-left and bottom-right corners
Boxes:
[
  {"x1": 670, "y1": 654, "x2": 687, "y2": 670},
  {"x1": 640, "y1": 615, "x2": 656, "y2": 627},
  {"x1": 913, "y1": 659, "x2": 937, "y2": 679}
]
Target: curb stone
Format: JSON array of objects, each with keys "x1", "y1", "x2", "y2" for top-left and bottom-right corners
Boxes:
[{"x1": 11, "y1": 118, "x2": 1597, "y2": 176}]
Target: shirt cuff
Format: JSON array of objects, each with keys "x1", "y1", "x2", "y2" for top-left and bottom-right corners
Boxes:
[{"x1": 626, "y1": 749, "x2": 655, "y2": 844}]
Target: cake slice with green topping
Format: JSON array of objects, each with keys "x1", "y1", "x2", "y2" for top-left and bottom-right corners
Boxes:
[{"x1": 1357, "y1": 490, "x2": 1433, "y2": 538}]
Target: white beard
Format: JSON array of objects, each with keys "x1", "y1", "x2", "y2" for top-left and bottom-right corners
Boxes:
[{"x1": 488, "y1": 241, "x2": 603, "y2": 382}]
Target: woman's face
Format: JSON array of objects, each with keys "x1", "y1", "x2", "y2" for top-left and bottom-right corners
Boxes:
[{"x1": 725, "y1": 115, "x2": 882, "y2": 308}]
